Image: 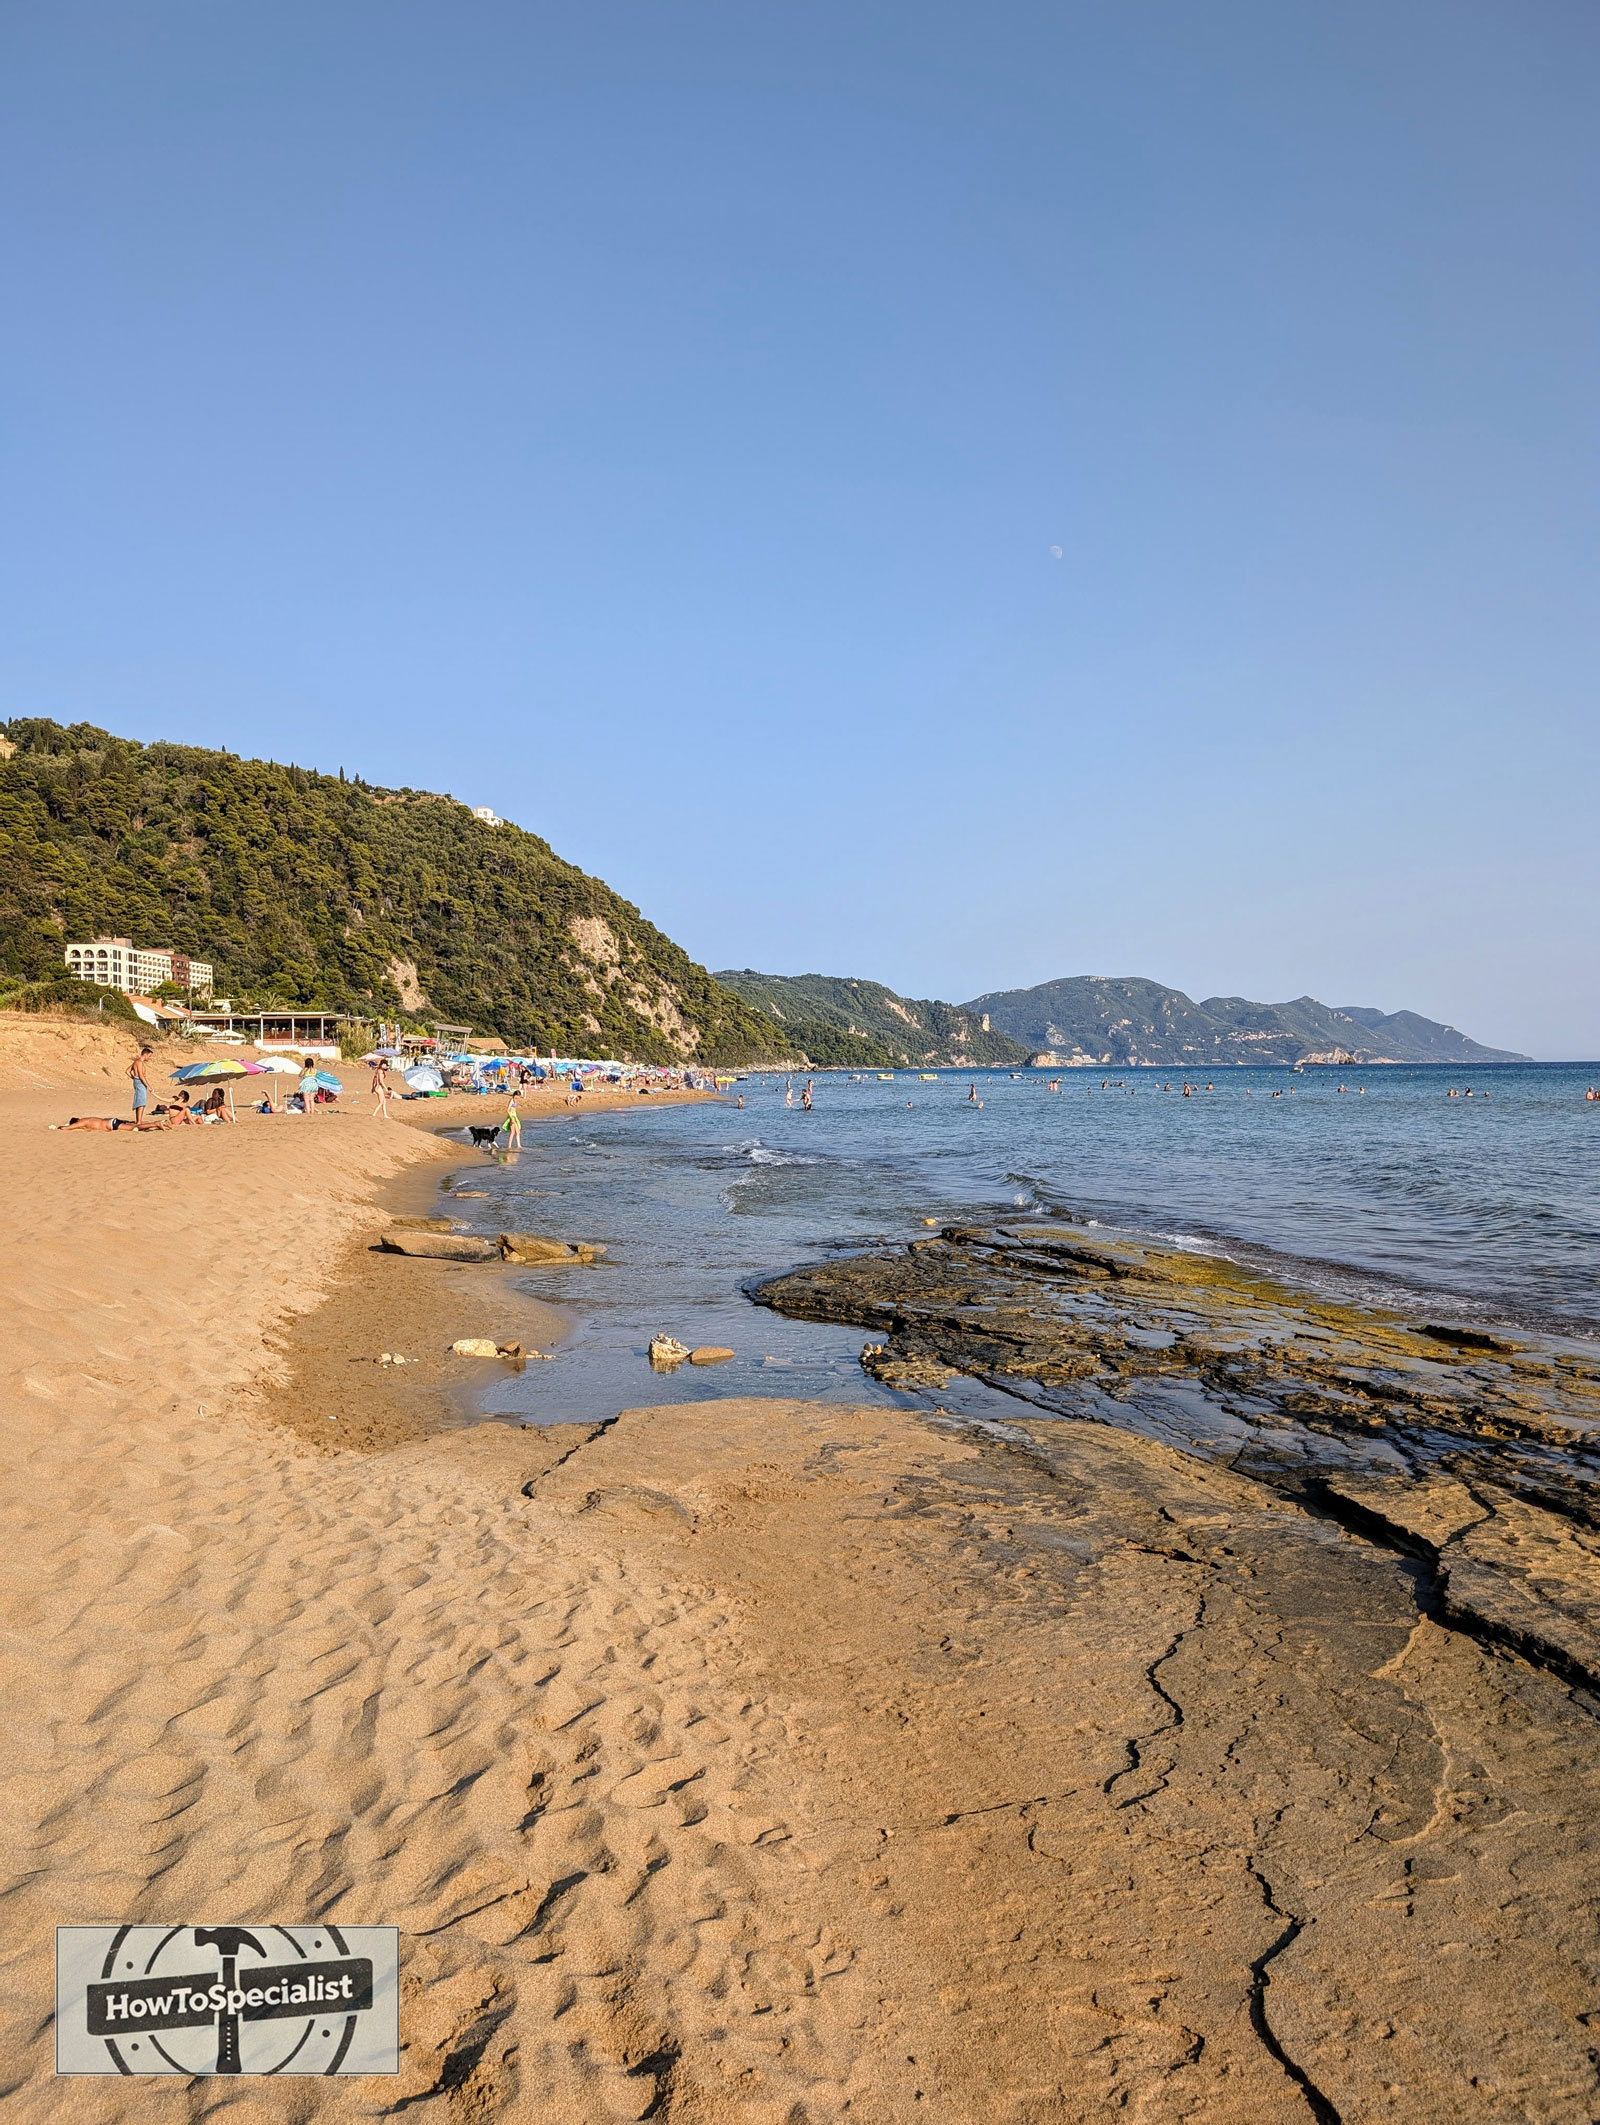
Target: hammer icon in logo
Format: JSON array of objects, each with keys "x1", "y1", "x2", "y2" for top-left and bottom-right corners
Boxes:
[{"x1": 193, "y1": 1927, "x2": 266, "y2": 2074}]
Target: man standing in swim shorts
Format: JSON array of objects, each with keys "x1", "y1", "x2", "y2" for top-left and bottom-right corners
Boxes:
[{"x1": 130, "y1": 1045, "x2": 153, "y2": 1129}]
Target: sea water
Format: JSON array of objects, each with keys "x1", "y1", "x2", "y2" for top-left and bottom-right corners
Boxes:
[{"x1": 437, "y1": 1063, "x2": 1600, "y2": 1426}]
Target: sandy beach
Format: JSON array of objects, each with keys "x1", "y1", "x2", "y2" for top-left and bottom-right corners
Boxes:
[{"x1": 3, "y1": 1017, "x2": 1599, "y2": 2121}]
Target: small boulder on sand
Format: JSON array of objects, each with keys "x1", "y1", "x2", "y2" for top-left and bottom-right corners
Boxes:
[
  {"x1": 388, "y1": 1215, "x2": 460, "y2": 1233},
  {"x1": 380, "y1": 1231, "x2": 499, "y2": 1262},
  {"x1": 450, "y1": 1338, "x2": 525, "y2": 1362},
  {"x1": 689, "y1": 1347, "x2": 735, "y2": 1365}
]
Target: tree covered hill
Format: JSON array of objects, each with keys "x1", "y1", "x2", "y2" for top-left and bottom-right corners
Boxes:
[
  {"x1": 713, "y1": 970, "x2": 1031, "y2": 1069},
  {"x1": 0, "y1": 719, "x2": 783, "y2": 1063}
]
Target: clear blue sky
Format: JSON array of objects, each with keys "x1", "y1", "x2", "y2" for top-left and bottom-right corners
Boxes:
[{"x1": 3, "y1": 3, "x2": 1595, "y2": 1056}]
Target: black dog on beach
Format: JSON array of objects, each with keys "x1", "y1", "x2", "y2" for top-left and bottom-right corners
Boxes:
[{"x1": 466, "y1": 1124, "x2": 502, "y2": 1148}]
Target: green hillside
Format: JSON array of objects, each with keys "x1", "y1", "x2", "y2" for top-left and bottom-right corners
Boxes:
[
  {"x1": 0, "y1": 719, "x2": 783, "y2": 1063},
  {"x1": 713, "y1": 970, "x2": 1030, "y2": 1069}
]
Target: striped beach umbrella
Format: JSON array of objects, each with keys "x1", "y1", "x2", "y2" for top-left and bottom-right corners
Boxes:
[{"x1": 170, "y1": 1059, "x2": 257, "y2": 1082}]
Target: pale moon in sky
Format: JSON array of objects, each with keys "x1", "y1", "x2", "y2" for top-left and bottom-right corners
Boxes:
[{"x1": 1049, "y1": 545, "x2": 1063, "y2": 559}]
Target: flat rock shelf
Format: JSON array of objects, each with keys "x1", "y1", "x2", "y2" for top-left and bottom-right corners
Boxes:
[{"x1": 754, "y1": 1222, "x2": 1600, "y2": 1694}]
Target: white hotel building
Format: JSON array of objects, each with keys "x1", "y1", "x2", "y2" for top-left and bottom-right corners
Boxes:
[{"x1": 64, "y1": 937, "x2": 214, "y2": 996}]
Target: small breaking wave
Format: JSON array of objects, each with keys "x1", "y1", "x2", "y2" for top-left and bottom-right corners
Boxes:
[{"x1": 723, "y1": 1138, "x2": 820, "y2": 1169}]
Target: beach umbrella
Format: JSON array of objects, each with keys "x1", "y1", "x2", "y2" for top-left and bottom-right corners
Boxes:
[
  {"x1": 361, "y1": 1048, "x2": 404, "y2": 1062},
  {"x1": 312, "y1": 1070, "x2": 344, "y2": 1092},
  {"x1": 169, "y1": 1055, "x2": 258, "y2": 1119},
  {"x1": 171, "y1": 1059, "x2": 255, "y2": 1082},
  {"x1": 403, "y1": 1066, "x2": 443, "y2": 1092}
]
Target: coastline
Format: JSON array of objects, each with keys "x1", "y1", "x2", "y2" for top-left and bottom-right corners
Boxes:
[
  {"x1": 4, "y1": 1022, "x2": 1600, "y2": 2116},
  {"x1": 249, "y1": 1151, "x2": 577, "y2": 1453}
]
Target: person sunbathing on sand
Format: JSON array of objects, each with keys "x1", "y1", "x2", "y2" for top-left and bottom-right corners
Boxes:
[{"x1": 55, "y1": 1115, "x2": 130, "y2": 1131}]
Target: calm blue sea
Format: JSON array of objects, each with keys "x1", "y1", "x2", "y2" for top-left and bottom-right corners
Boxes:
[{"x1": 439, "y1": 1063, "x2": 1600, "y2": 1426}]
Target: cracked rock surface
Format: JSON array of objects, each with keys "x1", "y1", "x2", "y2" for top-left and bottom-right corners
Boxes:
[
  {"x1": 530, "y1": 1396, "x2": 1600, "y2": 2122},
  {"x1": 755, "y1": 1224, "x2": 1600, "y2": 1693}
]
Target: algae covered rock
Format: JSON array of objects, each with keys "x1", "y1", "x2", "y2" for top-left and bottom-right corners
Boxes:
[{"x1": 861, "y1": 1343, "x2": 954, "y2": 1390}]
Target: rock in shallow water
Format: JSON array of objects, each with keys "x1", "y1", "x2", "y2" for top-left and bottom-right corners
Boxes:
[
  {"x1": 861, "y1": 1342, "x2": 953, "y2": 1389},
  {"x1": 499, "y1": 1231, "x2": 605, "y2": 1264}
]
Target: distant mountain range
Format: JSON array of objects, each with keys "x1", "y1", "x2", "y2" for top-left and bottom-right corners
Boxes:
[
  {"x1": 721, "y1": 969, "x2": 1529, "y2": 1068},
  {"x1": 964, "y1": 976, "x2": 1529, "y2": 1066}
]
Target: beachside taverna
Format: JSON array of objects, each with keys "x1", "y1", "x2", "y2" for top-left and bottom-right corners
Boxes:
[{"x1": 64, "y1": 936, "x2": 214, "y2": 996}]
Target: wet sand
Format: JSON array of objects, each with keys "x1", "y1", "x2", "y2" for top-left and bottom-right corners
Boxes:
[{"x1": 3, "y1": 1018, "x2": 1599, "y2": 2120}]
